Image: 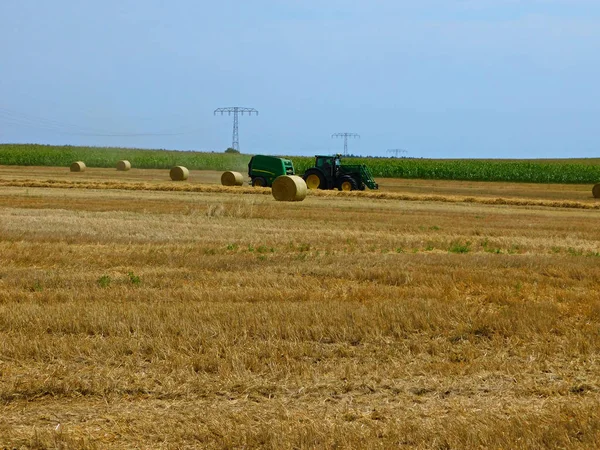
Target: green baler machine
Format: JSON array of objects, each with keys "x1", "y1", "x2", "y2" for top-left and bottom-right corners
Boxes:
[{"x1": 248, "y1": 155, "x2": 295, "y2": 187}]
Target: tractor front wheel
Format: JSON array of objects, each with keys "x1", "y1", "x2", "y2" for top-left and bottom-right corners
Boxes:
[
  {"x1": 337, "y1": 176, "x2": 358, "y2": 191},
  {"x1": 303, "y1": 169, "x2": 326, "y2": 189}
]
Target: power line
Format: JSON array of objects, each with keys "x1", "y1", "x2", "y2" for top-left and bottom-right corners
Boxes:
[
  {"x1": 0, "y1": 106, "x2": 202, "y2": 136},
  {"x1": 214, "y1": 107, "x2": 258, "y2": 151},
  {"x1": 332, "y1": 132, "x2": 360, "y2": 156}
]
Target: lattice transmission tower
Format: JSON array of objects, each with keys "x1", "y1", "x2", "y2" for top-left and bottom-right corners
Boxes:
[
  {"x1": 214, "y1": 107, "x2": 258, "y2": 151},
  {"x1": 387, "y1": 148, "x2": 408, "y2": 158},
  {"x1": 332, "y1": 133, "x2": 360, "y2": 156}
]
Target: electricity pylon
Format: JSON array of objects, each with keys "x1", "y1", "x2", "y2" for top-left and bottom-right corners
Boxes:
[
  {"x1": 387, "y1": 149, "x2": 408, "y2": 158},
  {"x1": 332, "y1": 133, "x2": 360, "y2": 156},
  {"x1": 214, "y1": 107, "x2": 258, "y2": 151}
]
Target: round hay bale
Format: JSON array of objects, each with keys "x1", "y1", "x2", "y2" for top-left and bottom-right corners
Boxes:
[
  {"x1": 593, "y1": 183, "x2": 600, "y2": 199},
  {"x1": 70, "y1": 161, "x2": 86, "y2": 172},
  {"x1": 116, "y1": 160, "x2": 131, "y2": 171},
  {"x1": 272, "y1": 175, "x2": 307, "y2": 202},
  {"x1": 170, "y1": 166, "x2": 189, "y2": 181},
  {"x1": 221, "y1": 171, "x2": 244, "y2": 186}
]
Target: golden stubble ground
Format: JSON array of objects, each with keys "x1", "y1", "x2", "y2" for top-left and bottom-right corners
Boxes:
[{"x1": 0, "y1": 166, "x2": 599, "y2": 449}]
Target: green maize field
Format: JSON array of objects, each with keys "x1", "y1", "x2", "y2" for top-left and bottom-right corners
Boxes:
[
  {"x1": 1, "y1": 144, "x2": 599, "y2": 184},
  {"x1": 0, "y1": 144, "x2": 250, "y2": 172}
]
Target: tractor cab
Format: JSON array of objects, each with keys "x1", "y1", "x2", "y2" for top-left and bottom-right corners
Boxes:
[{"x1": 314, "y1": 155, "x2": 340, "y2": 178}]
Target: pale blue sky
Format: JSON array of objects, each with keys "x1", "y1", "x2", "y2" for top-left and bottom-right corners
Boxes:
[{"x1": 1, "y1": 1, "x2": 599, "y2": 158}]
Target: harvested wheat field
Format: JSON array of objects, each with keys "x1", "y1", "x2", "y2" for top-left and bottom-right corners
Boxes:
[{"x1": 0, "y1": 167, "x2": 600, "y2": 449}]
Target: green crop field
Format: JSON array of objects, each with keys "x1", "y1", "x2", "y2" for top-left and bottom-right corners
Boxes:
[
  {"x1": 1, "y1": 144, "x2": 599, "y2": 184},
  {"x1": 0, "y1": 144, "x2": 250, "y2": 172},
  {"x1": 331, "y1": 157, "x2": 600, "y2": 184}
]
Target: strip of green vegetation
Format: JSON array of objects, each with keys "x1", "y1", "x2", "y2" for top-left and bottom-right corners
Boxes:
[
  {"x1": 329, "y1": 157, "x2": 600, "y2": 184},
  {"x1": 0, "y1": 144, "x2": 250, "y2": 171},
  {"x1": 1, "y1": 144, "x2": 599, "y2": 183},
  {"x1": 289, "y1": 156, "x2": 600, "y2": 184}
]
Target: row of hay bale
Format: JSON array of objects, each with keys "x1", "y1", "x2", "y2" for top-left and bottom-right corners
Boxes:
[
  {"x1": 68, "y1": 162, "x2": 306, "y2": 201},
  {"x1": 67, "y1": 161, "x2": 600, "y2": 200},
  {"x1": 71, "y1": 160, "x2": 186, "y2": 181},
  {"x1": 70, "y1": 160, "x2": 188, "y2": 181},
  {"x1": 70, "y1": 160, "x2": 131, "y2": 172}
]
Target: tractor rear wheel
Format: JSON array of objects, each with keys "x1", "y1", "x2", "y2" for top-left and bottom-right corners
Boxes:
[
  {"x1": 303, "y1": 169, "x2": 326, "y2": 189},
  {"x1": 252, "y1": 176, "x2": 267, "y2": 187},
  {"x1": 337, "y1": 176, "x2": 358, "y2": 191}
]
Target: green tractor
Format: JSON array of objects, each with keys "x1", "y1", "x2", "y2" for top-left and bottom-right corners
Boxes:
[{"x1": 302, "y1": 155, "x2": 378, "y2": 191}]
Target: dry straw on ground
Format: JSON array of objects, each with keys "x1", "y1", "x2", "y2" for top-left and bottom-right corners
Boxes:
[
  {"x1": 1, "y1": 179, "x2": 600, "y2": 449},
  {"x1": 272, "y1": 175, "x2": 307, "y2": 201},
  {"x1": 221, "y1": 171, "x2": 244, "y2": 186},
  {"x1": 2, "y1": 178, "x2": 600, "y2": 210},
  {"x1": 116, "y1": 160, "x2": 131, "y2": 171},
  {"x1": 593, "y1": 183, "x2": 600, "y2": 198},
  {"x1": 169, "y1": 166, "x2": 189, "y2": 181},
  {"x1": 69, "y1": 161, "x2": 86, "y2": 172}
]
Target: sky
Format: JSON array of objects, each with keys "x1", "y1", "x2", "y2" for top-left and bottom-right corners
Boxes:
[{"x1": 0, "y1": 0, "x2": 599, "y2": 158}]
